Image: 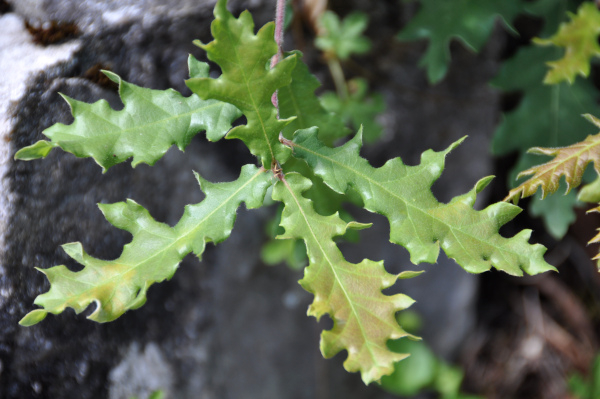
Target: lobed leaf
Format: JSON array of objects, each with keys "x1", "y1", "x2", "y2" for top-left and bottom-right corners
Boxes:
[
  {"x1": 505, "y1": 114, "x2": 600, "y2": 202},
  {"x1": 529, "y1": 186, "x2": 579, "y2": 239},
  {"x1": 291, "y1": 127, "x2": 555, "y2": 276},
  {"x1": 524, "y1": 0, "x2": 579, "y2": 37},
  {"x1": 186, "y1": 0, "x2": 296, "y2": 167},
  {"x1": 20, "y1": 165, "x2": 271, "y2": 326},
  {"x1": 491, "y1": 47, "x2": 600, "y2": 158},
  {"x1": 579, "y1": 175, "x2": 600, "y2": 203},
  {"x1": 319, "y1": 78, "x2": 385, "y2": 144},
  {"x1": 15, "y1": 55, "x2": 241, "y2": 171},
  {"x1": 587, "y1": 205, "x2": 600, "y2": 263},
  {"x1": 534, "y1": 2, "x2": 600, "y2": 85},
  {"x1": 397, "y1": 0, "x2": 522, "y2": 83},
  {"x1": 262, "y1": 52, "x2": 352, "y2": 269},
  {"x1": 315, "y1": 11, "x2": 371, "y2": 60},
  {"x1": 492, "y1": 44, "x2": 600, "y2": 238},
  {"x1": 278, "y1": 51, "x2": 350, "y2": 145},
  {"x1": 273, "y1": 172, "x2": 418, "y2": 384}
]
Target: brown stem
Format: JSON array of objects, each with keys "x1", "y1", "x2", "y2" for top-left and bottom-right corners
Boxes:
[{"x1": 271, "y1": 0, "x2": 286, "y2": 109}]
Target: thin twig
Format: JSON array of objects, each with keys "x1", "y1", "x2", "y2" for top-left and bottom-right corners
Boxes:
[{"x1": 271, "y1": 0, "x2": 286, "y2": 109}]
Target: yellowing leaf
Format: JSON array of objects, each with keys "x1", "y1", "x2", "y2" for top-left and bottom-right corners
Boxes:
[
  {"x1": 20, "y1": 165, "x2": 271, "y2": 326},
  {"x1": 273, "y1": 172, "x2": 418, "y2": 384},
  {"x1": 491, "y1": 43, "x2": 600, "y2": 239},
  {"x1": 505, "y1": 114, "x2": 600, "y2": 202},
  {"x1": 186, "y1": 0, "x2": 296, "y2": 167},
  {"x1": 534, "y1": 2, "x2": 600, "y2": 84},
  {"x1": 291, "y1": 128, "x2": 554, "y2": 276},
  {"x1": 15, "y1": 55, "x2": 241, "y2": 171},
  {"x1": 587, "y1": 206, "x2": 600, "y2": 263}
]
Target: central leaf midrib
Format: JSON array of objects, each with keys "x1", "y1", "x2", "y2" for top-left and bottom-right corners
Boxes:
[
  {"x1": 297, "y1": 143, "x2": 524, "y2": 260},
  {"x1": 284, "y1": 179, "x2": 381, "y2": 362},
  {"x1": 59, "y1": 100, "x2": 222, "y2": 142},
  {"x1": 535, "y1": 139, "x2": 597, "y2": 178},
  {"x1": 227, "y1": 25, "x2": 275, "y2": 162}
]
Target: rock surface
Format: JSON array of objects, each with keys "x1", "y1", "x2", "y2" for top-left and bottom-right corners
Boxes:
[{"x1": 0, "y1": 0, "x2": 503, "y2": 397}]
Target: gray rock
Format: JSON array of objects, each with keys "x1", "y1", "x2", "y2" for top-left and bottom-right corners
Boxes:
[{"x1": 109, "y1": 342, "x2": 174, "y2": 399}]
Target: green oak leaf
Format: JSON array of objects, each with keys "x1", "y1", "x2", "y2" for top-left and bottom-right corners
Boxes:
[
  {"x1": 320, "y1": 78, "x2": 385, "y2": 144},
  {"x1": 315, "y1": 11, "x2": 371, "y2": 60},
  {"x1": 568, "y1": 354, "x2": 600, "y2": 399},
  {"x1": 380, "y1": 338, "x2": 437, "y2": 396},
  {"x1": 277, "y1": 51, "x2": 356, "y2": 216},
  {"x1": 534, "y1": 2, "x2": 600, "y2": 85},
  {"x1": 273, "y1": 172, "x2": 418, "y2": 384},
  {"x1": 263, "y1": 52, "x2": 353, "y2": 269},
  {"x1": 260, "y1": 238, "x2": 307, "y2": 270},
  {"x1": 15, "y1": 55, "x2": 241, "y2": 172},
  {"x1": 492, "y1": 45, "x2": 600, "y2": 238},
  {"x1": 397, "y1": 0, "x2": 522, "y2": 83},
  {"x1": 291, "y1": 127, "x2": 554, "y2": 276},
  {"x1": 579, "y1": 175, "x2": 600, "y2": 203},
  {"x1": 278, "y1": 51, "x2": 351, "y2": 145},
  {"x1": 530, "y1": 185, "x2": 579, "y2": 239},
  {"x1": 186, "y1": 0, "x2": 296, "y2": 167},
  {"x1": 20, "y1": 165, "x2": 271, "y2": 326},
  {"x1": 525, "y1": 0, "x2": 583, "y2": 37}
]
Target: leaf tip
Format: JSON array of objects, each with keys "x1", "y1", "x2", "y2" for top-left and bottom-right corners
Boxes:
[
  {"x1": 57, "y1": 92, "x2": 78, "y2": 115},
  {"x1": 14, "y1": 140, "x2": 56, "y2": 161},
  {"x1": 20, "y1": 309, "x2": 48, "y2": 326},
  {"x1": 583, "y1": 113, "x2": 600, "y2": 129},
  {"x1": 61, "y1": 242, "x2": 85, "y2": 263},
  {"x1": 346, "y1": 221, "x2": 372, "y2": 231},
  {"x1": 192, "y1": 170, "x2": 211, "y2": 193},
  {"x1": 187, "y1": 54, "x2": 209, "y2": 79},
  {"x1": 474, "y1": 175, "x2": 494, "y2": 194},
  {"x1": 192, "y1": 39, "x2": 206, "y2": 49},
  {"x1": 397, "y1": 270, "x2": 425, "y2": 280},
  {"x1": 214, "y1": 0, "x2": 231, "y2": 20},
  {"x1": 450, "y1": 135, "x2": 468, "y2": 151},
  {"x1": 101, "y1": 70, "x2": 120, "y2": 84}
]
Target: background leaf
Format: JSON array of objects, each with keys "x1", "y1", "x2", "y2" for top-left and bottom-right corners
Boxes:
[
  {"x1": 278, "y1": 51, "x2": 351, "y2": 145},
  {"x1": 397, "y1": 0, "x2": 523, "y2": 83},
  {"x1": 529, "y1": 186, "x2": 579, "y2": 239},
  {"x1": 315, "y1": 11, "x2": 371, "y2": 60},
  {"x1": 492, "y1": 44, "x2": 600, "y2": 237},
  {"x1": 319, "y1": 78, "x2": 385, "y2": 144},
  {"x1": 534, "y1": 2, "x2": 600, "y2": 84}
]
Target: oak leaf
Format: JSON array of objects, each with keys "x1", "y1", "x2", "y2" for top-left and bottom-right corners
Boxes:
[
  {"x1": 273, "y1": 172, "x2": 420, "y2": 384},
  {"x1": 534, "y1": 2, "x2": 600, "y2": 84},
  {"x1": 185, "y1": 0, "x2": 296, "y2": 167},
  {"x1": 15, "y1": 56, "x2": 240, "y2": 171},
  {"x1": 397, "y1": 0, "x2": 522, "y2": 83},
  {"x1": 20, "y1": 165, "x2": 271, "y2": 326},
  {"x1": 292, "y1": 127, "x2": 554, "y2": 276}
]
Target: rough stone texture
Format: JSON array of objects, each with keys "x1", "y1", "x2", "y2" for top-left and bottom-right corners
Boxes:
[
  {"x1": 0, "y1": 0, "x2": 505, "y2": 398},
  {"x1": 109, "y1": 342, "x2": 175, "y2": 399}
]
